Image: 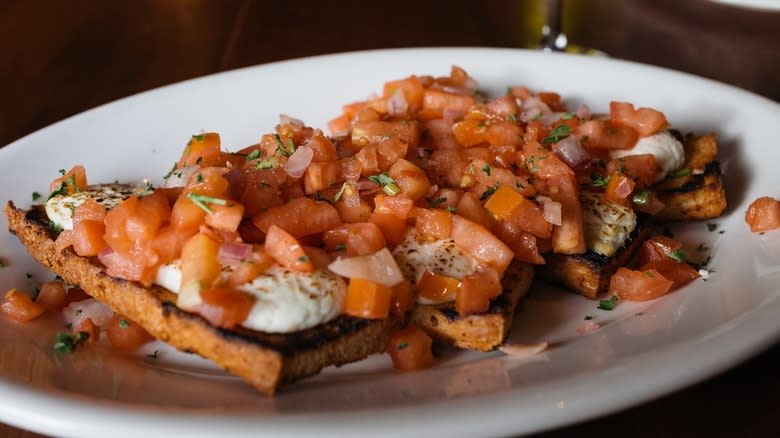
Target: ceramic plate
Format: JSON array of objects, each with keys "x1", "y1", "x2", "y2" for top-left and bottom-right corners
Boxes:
[{"x1": 1, "y1": 48, "x2": 779, "y2": 438}]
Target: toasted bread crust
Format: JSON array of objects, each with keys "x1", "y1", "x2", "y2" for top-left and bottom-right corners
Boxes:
[
  {"x1": 539, "y1": 221, "x2": 653, "y2": 299},
  {"x1": 655, "y1": 133, "x2": 727, "y2": 220},
  {"x1": 5, "y1": 202, "x2": 401, "y2": 395},
  {"x1": 409, "y1": 262, "x2": 533, "y2": 351}
]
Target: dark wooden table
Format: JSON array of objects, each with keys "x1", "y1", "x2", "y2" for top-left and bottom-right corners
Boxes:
[{"x1": 2, "y1": 1, "x2": 779, "y2": 436}]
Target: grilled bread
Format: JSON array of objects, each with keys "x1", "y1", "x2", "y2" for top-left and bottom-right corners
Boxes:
[
  {"x1": 6, "y1": 202, "x2": 402, "y2": 395},
  {"x1": 409, "y1": 262, "x2": 533, "y2": 351}
]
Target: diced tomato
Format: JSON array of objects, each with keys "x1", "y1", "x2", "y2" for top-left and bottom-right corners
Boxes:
[
  {"x1": 252, "y1": 197, "x2": 341, "y2": 238},
  {"x1": 486, "y1": 95, "x2": 519, "y2": 118},
  {"x1": 607, "y1": 154, "x2": 659, "y2": 188},
  {"x1": 453, "y1": 118, "x2": 487, "y2": 147},
  {"x1": 1, "y1": 289, "x2": 45, "y2": 322},
  {"x1": 343, "y1": 278, "x2": 393, "y2": 319},
  {"x1": 178, "y1": 132, "x2": 221, "y2": 167},
  {"x1": 55, "y1": 220, "x2": 107, "y2": 257},
  {"x1": 546, "y1": 174, "x2": 585, "y2": 255},
  {"x1": 335, "y1": 189, "x2": 373, "y2": 223},
  {"x1": 387, "y1": 326, "x2": 434, "y2": 371},
  {"x1": 304, "y1": 161, "x2": 343, "y2": 194},
  {"x1": 576, "y1": 120, "x2": 639, "y2": 150},
  {"x1": 485, "y1": 121, "x2": 524, "y2": 147},
  {"x1": 375, "y1": 138, "x2": 409, "y2": 170},
  {"x1": 49, "y1": 165, "x2": 87, "y2": 194},
  {"x1": 609, "y1": 267, "x2": 674, "y2": 301},
  {"x1": 374, "y1": 194, "x2": 415, "y2": 220},
  {"x1": 170, "y1": 192, "x2": 208, "y2": 232},
  {"x1": 637, "y1": 235, "x2": 683, "y2": 266},
  {"x1": 604, "y1": 172, "x2": 635, "y2": 206},
  {"x1": 456, "y1": 267, "x2": 502, "y2": 317},
  {"x1": 423, "y1": 119, "x2": 458, "y2": 150},
  {"x1": 305, "y1": 135, "x2": 339, "y2": 162},
  {"x1": 455, "y1": 192, "x2": 493, "y2": 229},
  {"x1": 72, "y1": 317, "x2": 100, "y2": 346},
  {"x1": 537, "y1": 92, "x2": 563, "y2": 111},
  {"x1": 72, "y1": 198, "x2": 106, "y2": 224},
  {"x1": 106, "y1": 314, "x2": 153, "y2": 352},
  {"x1": 368, "y1": 212, "x2": 407, "y2": 246},
  {"x1": 125, "y1": 191, "x2": 170, "y2": 243},
  {"x1": 640, "y1": 259, "x2": 699, "y2": 289},
  {"x1": 264, "y1": 225, "x2": 314, "y2": 272},
  {"x1": 36, "y1": 281, "x2": 67, "y2": 313},
  {"x1": 341, "y1": 222, "x2": 385, "y2": 257},
  {"x1": 610, "y1": 102, "x2": 668, "y2": 137},
  {"x1": 186, "y1": 167, "x2": 230, "y2": 197},
  {"x1": 451, "y1": 215, "x2": 514, "y2": 275},
  {"x1": 150, "y1": 225, "x2": 196, "y2": 265},
  {"x1": 227, "y1": 249, "x2": 274, "y2": 287},
  {"x1": 417, "y1": 270, "x2": 461, "y2": 304},
  {"x1": 390, "y1": 280, "x2": 414, "y2": 315},
  {"x1": 352, "y1": 120, "x2": 419, "y2": 148},
  {"x1": 204, "y1": 202, "x2": 244, "y2": 233},
  {"x1": 383, "y1": 75, "x2": 425, "y2": 111},
  {"x1": 484, "y1": 185, "x2": 525, "y2": 221},
  {"x1": 197, "y1": 287, "x2": 254, "y2": 329},
  {"x1": 180, "y1": 233, "x2": 222, "y2": 292},
  {"x1": 414, "y1": 208, "x2": 452, "y2": 240},
  {"x1": 745, "y1": 196, "x2": 780, "y2": 233},
  {"x1": 418, "y1": 89, "x2": 475, "y2": 121},
  {"x1": 103, "y1": 196, "x2": 138, "y2": 253},
  {"x1": 99, "y1": 246, "x2": 159, "y2": 286},
  {"x1": 328, "y1": 113, "x2": 351, "y2": 136},
  {"x1": 387, "y1": 159, "x2": 431, "y2": 202}
]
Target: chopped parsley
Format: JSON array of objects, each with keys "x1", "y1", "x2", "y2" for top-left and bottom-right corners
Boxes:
[
  {"x1": 25, "y1": 273, "x2": 32, "y2": 279},
  {"x1": 645, "y1": 271, "x2": 655, "y2": 278},
  {"x1": 192, "y1": 134, "x2": 206, "y2": 142},
  {"x1": 667, "y1": 249, "x2": 685, "y2": 263},
  {"x1": 187, "y1": 193, "x2": 227, "y2": 214},
  {"x1": 479, "y1": 183, "x2": 500, "y2": 201},
  {"x1": 696, "y1": 243, "x2": 709, "y2": 252},
  {"x1": 32, "y1": 192, "x2": 41, "y2": 201},
  {"x1": 196, "y1": 173, "x2": 204, "y2": 183},
  {"x1": 53, "y1": 331, "x2": 89, "y2": 353},
  {"x1": 561, "y1": 112, "x2": 575, "y2": 120},
  {"x1": 274, "y1": 134, "x2": 296, "y2": 157},
  {"x1": 334, "y1": 243, "x2": 346, "y2": 252},
  {"x1": 506, "y1": 114, "x2": 517, "y2": 122},
  {"x1": 584, "y1": 315, "x2": 593, "y2": 321},
  {"x1": 145, "y1": 350, "x2": 159, "y2": 360},
  {"x1": 298, "y1": 255, "x2": 310, "y2": 263},
  {"x1": 245, "y1": 149, "x2": 261, "y2": 160},
  {"x1": 368, "y1": 173, "x2": 401, "y2": 196},
  {"x1": 396, "y1": 341, "x2": 409, "y2": 350},
  {"x1": 482, "y1": 164, "x2": 491, "y2": 176},
  {"x1": 541, "y1": 125, "x2": 572, "y2": 144},
  {"x1": 428, "y1": 197, "x2": 447, "y2": 208},
  {"x1": 163, "y1": 162, "x2": 179, "y2": 180},
  {"x1": 590, "y1": 173, "x2": 610, "y2": 188},
  {"x1": 706, "y1": 223, "x2": 719, "y2": 232},
  {"x1": 135, "y1": 182, "x2": 155, "y2": 197},
  {"x1": 119, "y1": 318, "x2": 130, "y2": 329},
  {"x1": 47, "y1": 174, "x2": 78, "y2": 201},
  {"x1": 255, "y1": 157, "x2": 278, "y2": 170},
  {"x1": 447, "y1": 205, "x2": 457, "y2": 213},
  {"x1": 333, "y1": 182, "x2": 350, "y2": 202},
  {"x1": 670, "y1": 168, "x2": 690, "y2": 178},
  {"x1": 632, "y1": 189, "x2": 650, "y2": 206},
  {"x1": 597, "y1": 295, "x2": 618, "y2": 311}
]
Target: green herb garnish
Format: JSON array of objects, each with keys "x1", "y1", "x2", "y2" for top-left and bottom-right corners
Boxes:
[
  {"x1": 506, "y1": 114, "x2": 517, "y2": 122},
  {"x1": 447, "y1": 205, "x2": 457, "y2": 213},
  {"x1": 246, "y1": 149, "x2": 261, "y2": 160},
  {"x1": 298, "y1": 255, "x2": 310, "y2": 263},
  {"x1": 597, "y1": 295, "x2": 618, "y2": 311},
  {"x1": 334, "y1": 243, "x2": 346, "y2": 252},
  {"x1": 584, "y1": 315, "x2": 593, "y2": 320},
  {"x1": 561, "y1": 112, "x2": 575, "y2": 120},
  {"x1": 632, "y1": 189, "x2": 650, "y2": 206},
  {"x1": 707, "y1": 223, "x2": 718, "y2": 232},
  {"x1": 590, "y1": 173, "x2": 611, "y2": 188},
  {"x1": 667, "y1": 249, "x2": 685, "y2": 263},
  {"x1": 187, "y1": 193, "x2": 227, "y2": 214},
  {"x1": 396, "y1": 341, "x2": 409, "y2": 350},
  {"x1": 479, "y1": 183, "x2": 500, "y2": 201},
  {"x1": 333, "y1": 182, "x2": 350, "y2": 202},
  {"x1": 255, "y1": 157, "x2": 278, "y2": 169},
  {"x1": 482, "y1": 164, "x2": 491, "y2": 176},
  {"x1": 32, "y1": 192, "x2": 41, "y2": 201},
  {"x1": 541, "y1": 125, "x2": 572, "y2": 144},
  {"x1": 429, "y1": 197, "x2": 447, "y2": 208},
  {"x1": 119, "y1": 318, "x2": 130, "y2": 329},
  {"x1": 670, "y1": 168, "x2": 690, "y2": 178},
  {"x1": 53, "y1": 331, "x2": 89, "y2": 353},
  {"x1": 368, "y1": 173, "x2": 401, "y2": 196}
]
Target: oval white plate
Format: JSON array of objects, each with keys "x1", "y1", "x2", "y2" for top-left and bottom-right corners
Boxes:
[{"x1": 1, "y1": 48, "x2": 779, "y2": 438}]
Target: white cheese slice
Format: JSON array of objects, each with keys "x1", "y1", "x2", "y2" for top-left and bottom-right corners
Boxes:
[
  {"x1": 581, "y1": 191, "x2": 637, "y2": 257},
  {"x1": 609, "y1": 130, "x2": 685, "y2": 181}
]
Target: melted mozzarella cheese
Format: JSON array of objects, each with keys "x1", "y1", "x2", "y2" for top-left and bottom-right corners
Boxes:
[
  {"x1": 581, "y1": 191, "x2": 637, "y2": 257},
  {"x1": 392, "y1": 230, "x2": 478, "y2": 304},
  {"x1": 609, "y1": 130, "x2": 685, "y2": 181},
  {"x1": 47, "y1": 184, "x2": 346, "y2": 333},
  {"x1": 45, "y1": 184, "x2": 135, "y2": 230}
]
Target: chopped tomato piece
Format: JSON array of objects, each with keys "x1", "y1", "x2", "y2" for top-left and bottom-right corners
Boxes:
[
  {"x1": 387, "y1": 326, "x2": 434, "y2": 371},
  {"x1": 264, "y1": 225, "x2": 314, "y2": 272},
  {"x1": 73, "y1": 317, "x2": 100, "y2": 346},
  {"x1": 374, "y1": 194, "x2": 415, "y2": 220},
  {"x1": 125, "y1": 191, "x2": 170, "y2": 243},
  {"x1": 170, "y1": 192, "x2": 208, "y2": 233},
  {"x1": 1, "y1": 289, "x2": 45, "y2": 322},
  {"x1": 304, "y1": 161, "x2": 342, "y2": 194},
  {"x1": 343, "y1": 278, "x2": 393, "y2": 319},
  {"x1": 178, "y1": 132, "x2": 221, "y2": 167},
  {"x1": 345, "y1": 222, "x2": 387, "y2": 257},
  {"x1": 180, "y1": 233, "x2": 222, "y2": 292},
  {"x1": 607, "y1": 154, "x2": 659, "y2": 188},
  {"x1": 72, "y1": 198, "x2": 107, "y2": 224},
  {"x1": 383, "y1": 75, "x2": 425, "y2": 111},
  {"x1": 637, "y1": 235, "x2": 683, "y2": 266},
  {"x1": 576, "y1": 120, "x2": 639, "y2": 150},
  {"x1": 49, "y1": 165, "x2": 87, "y2": 195},
  {"x1": 55, "y1": 220, "x2": 107, "y2": 257},
  {"x1": 106, "y1": 314, "x2": 154, "y2": 352},
  {"x1": 98, "y1": 246, "x2": 159, "y2": 286},
  {"x1": 369, "y1": 212, "x2": 407, "y2": 246},
  {"x1": 414, "y1": 208, "x2": 453, "y2": 240},
  {"x1": 352, "y1": 120, "x2": 419, "y2": 148},
  {"x1": 484, "y1": 185, "x2": 525, "y2": 221},
  {"x1": 227, "y1": 249, "x2": 274, "y2": 287},
  {"x1": 418, "y1": 89, "x2": 475, "y2": 121},
  {"x1": 546, "y1": 174, "x2": 585, "y2": 255},
  {"x1": 610, "y1": 101, "x2": 668, "y2": 137},
  {"x1": 328, "y1": 113, "x2": 351, "y2": 136},
  {"x1": 197, "y1": 287, "x2": 254, "y2": 329},
  {"x1": 390, "y1": 280, "x2": 414, "y2": 315},
  {"x1": 204, "y1": 202, "x2": 245, "y2": 233},
  {"x1": 455, "y1": 192, "x2": 493, "y2": 229},
  {"x1": 417, "y1": 270, "x2": 461, "y2": 304},
  {"x1": 604, "y1": 172, "x2": 635, "y2": 206},
  {"x1": 252, "y1": 197, "x2": 341, "y2": 238},
  {"x1": 609, "y1": 267, "x2": 674, "y2": 301},
  {"x1": 456, "y1": 267, "x2": 501, "y2": 317},
  {"x1": 745, "y1": 196, "x2": 780, "y2": 233},
  {"x1": 36, "y1": 281, "x2": 68, "y2": 313},
  {"x1": 387, "y1": 159, "x2": 431, "y2": 202},
  {"x1": 640, "y1": 259, "x2": 699, "y2": 289}
]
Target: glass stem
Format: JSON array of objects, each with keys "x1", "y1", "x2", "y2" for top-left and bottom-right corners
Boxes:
[{"x1": 541, "y1": 0, "x2": 568, "y2": 52}]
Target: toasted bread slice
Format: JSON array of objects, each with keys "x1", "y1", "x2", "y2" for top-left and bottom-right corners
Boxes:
[
  {"x1": 655, "y1": 133, "x2": 727, "y2": 221},
  {"x1": 6, "y1": 202, "x2": 402, "y2": 395},
  {"x1": 409, "y1": 262, "x2": 533, "y2": 352},
  {"x1": 539, "y1": 220, "x2": 653, "y2": 300}
]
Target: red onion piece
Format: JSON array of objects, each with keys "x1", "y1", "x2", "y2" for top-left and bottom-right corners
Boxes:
[
  {"x1": 163, "y1": 164, "x2": 198, "y2": 188},
  {"x1": 387, "y1": 90, "x2": 408, "y2": 116},
  {"x1": 356, "y1": 178, "x2": 382, "y2": 196},
  {"x1": 283, "y1": 145, "x2": 314, "y2": 178},
  {"x1": 279, "y1": 113, "x2": 304, "y2": 127},
  {"x1": 218, "y1": 242, "x2": 253, "y2": 265},
  {"x1": 64, "y1": 298, "x2": 114, "y2": 328},
  {"x1": 555, "y1": 135, "x2": 591, "y2": 168},
  {"x1": 575, "y1": 104, "x2": 592, "y2": 120},
  {"x1": 328, "y1": 248, "x2": 404, "y2": 287},
  {"x1": 615, "y1": 177, "x2": 634, "y2": 198},
  {"x1": 519, "y1": 97, "x2": 552, "y2": 123}
]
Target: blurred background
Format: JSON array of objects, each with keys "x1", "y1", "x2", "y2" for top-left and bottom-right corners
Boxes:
[{"x1": 1, "y1": 0, "x2": 779, "y2": 436}]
